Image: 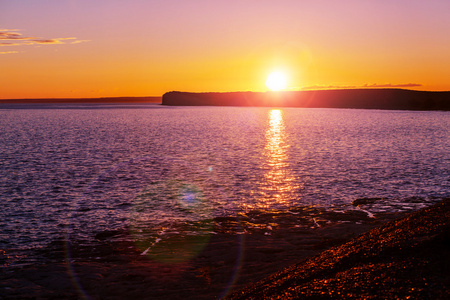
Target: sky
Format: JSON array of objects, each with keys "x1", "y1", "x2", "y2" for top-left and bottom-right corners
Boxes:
[{"x1": 1, "y1": 0, "x2": 449, "y2": 99}]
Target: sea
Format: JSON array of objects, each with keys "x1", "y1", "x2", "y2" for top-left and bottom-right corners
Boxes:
[{"x1": 1, "y1": 103, "x2": 449, "y2": 265}]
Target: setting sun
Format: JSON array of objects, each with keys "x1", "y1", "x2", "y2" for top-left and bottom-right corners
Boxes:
[{"x1": 265, "y1": 71, "x2": 288, "y2": 91}]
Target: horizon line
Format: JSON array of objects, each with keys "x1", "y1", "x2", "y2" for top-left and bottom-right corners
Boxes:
[{"x1": 3, "y1": 87, "x2": 450, "y2": 101}]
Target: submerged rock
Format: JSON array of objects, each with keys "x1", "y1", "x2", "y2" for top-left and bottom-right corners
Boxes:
[
  {"x1": 351, "y1": 197, "x2": 386, "y2": 206},
  {"x1": 94, "y1": 230, "x2": 122, "y2": 240}
]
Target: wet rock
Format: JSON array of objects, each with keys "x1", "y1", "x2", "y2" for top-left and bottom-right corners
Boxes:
[
  {"x1": 352, "y1": 197, "x2": 386, "y2": 206},
  {"x1": 0, "y1": 249, "x2": 9, "y2": 266},
  {"x1": 94, "y1": 230, "x2": 122, "y2": 240}
]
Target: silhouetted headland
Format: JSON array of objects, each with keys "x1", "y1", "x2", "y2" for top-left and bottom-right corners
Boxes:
[{"x1": 162, "y1": 89, "x2": 450, "y2": 111}]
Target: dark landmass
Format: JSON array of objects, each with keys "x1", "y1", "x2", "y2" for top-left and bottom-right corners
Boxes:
[
  {"x1": 229, "y1": 199, "x2": 450, "y2": 299},
  {"x1": 162, "y1": 89, "x2": 450, "y2": 111},
  {"x1": 0, "y1": 96, "x2": 161, "y2": 104},
  {"x1": 1, "y1": 199, "x2": 448, "y2": 299}
]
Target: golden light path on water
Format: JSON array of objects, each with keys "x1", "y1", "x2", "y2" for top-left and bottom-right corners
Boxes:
[{"x1": 259, "y1": 109, "x2": 298, "y2": 208}]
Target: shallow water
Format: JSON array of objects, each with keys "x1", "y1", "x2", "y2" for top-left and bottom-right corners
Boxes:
[{"x1": 0, "y1": 104, "x2": 449, "y2": 260}]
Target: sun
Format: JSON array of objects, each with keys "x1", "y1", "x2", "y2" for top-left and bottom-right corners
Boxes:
[{"x1": 265, "y1": 71, "x2": 288, "y2": 91}]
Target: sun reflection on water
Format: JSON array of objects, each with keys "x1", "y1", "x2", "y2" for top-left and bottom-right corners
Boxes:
[{"x1": 259, "y1": 109, "x2": 298, "y2": 208}]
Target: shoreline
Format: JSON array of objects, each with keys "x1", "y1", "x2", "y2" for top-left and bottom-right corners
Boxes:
[
  {"x1": 0, "y1": 207, "x2": 411, "y2": 299},
  {"x1": 229, "y1": 198, "x2": 450, "y2": 299}
]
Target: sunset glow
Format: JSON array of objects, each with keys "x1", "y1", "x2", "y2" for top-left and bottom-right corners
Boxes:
[{"x1": 1, "y1": 0, "x2": 449, "y2": 99}]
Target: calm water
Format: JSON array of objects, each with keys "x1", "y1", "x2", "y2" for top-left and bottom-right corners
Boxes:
[{"x1": 0, "y1": 104, "x2": 449, "y2": 261}]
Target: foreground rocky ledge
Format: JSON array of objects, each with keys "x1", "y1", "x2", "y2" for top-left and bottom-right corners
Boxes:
[
  {"x1": 228, "y1": 199, "x2": 450, "y2": 299},
  {"x1": 162, "y1": 89, "x2": 450, "y2": 110}
]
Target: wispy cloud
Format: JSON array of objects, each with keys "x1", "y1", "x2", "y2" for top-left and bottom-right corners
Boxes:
[
  {"x1": 302, "y1": 83, "x2": 422, "y2": 90},
  {"x1": 0, "y1": 51, "x2": 19, "y2": 55},
  {"x1": 32, "y1": 37, "x2": 76, "y2": 44},
  {"x1": 301, "y1": 85, "x2": 357, "y2": 90},
  {"x1": 361, "y1": 83, "x2": 422, "y2": 88},
  {"x1": 71, "y1": 40, "x2": 90, "y2": 44},
  {"x1": 0, "y1": 31, "x2": 34, "y2": 40},
  {"x1": 0, "y1": 29, "x2": 90, "y2": 49}
]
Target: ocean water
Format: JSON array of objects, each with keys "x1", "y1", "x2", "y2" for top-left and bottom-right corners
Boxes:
[{"x1": 0, "y1": 104, "x2": 449, "y2": 262}]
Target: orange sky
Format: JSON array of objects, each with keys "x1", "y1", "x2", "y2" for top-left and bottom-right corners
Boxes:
[{"x1": 1, "y1": 0, "x2": 449, "y2": 99}]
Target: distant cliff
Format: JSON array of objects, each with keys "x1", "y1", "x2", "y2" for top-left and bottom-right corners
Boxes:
[{"x1": 162, "y1": 89, "x2": 450, "y2": 111}]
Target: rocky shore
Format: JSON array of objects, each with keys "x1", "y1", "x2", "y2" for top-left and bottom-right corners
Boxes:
[
  {"x1": 229, "y1": 198, "x2": 449, "y2": 299},
  {"x1": 0, "y1": 200, "x2": 448, "y2": 299}
]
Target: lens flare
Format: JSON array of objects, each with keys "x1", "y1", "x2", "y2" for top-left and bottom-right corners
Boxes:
[
  {"x1": 66, "y1": 156, "x2": 232, "y2": 297},
  {"x1": 130, "y1": 179, "x2": 213, "y2": 264}
]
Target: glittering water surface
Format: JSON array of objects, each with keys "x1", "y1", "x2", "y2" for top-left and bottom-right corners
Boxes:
[{"x1": 0, "y1": 104, "x2": 449, "y2": 258}]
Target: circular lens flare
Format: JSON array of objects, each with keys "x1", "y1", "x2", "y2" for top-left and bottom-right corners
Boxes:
[{"x1": 66, "y1": 155, "x2": 244, "y2": 298}]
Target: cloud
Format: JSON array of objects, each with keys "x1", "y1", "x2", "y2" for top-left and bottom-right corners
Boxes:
[
  {"x1": 0, "y1": 32, "x2": 30, "y2": 40},
  {"x1": 0, "y1": 42, "x2": 25, "y2": 46},
  {"x1": 362, "y1": 83, "x2": 422, "y2": 88},
  {"x1": 31, "y1": 37, "x2": 76, "y2": 44},
  {"x1": 302, "y1": 83, "x2": 422, "y2": 90},
  {"x1": 0, "y1": 30, "x2": 38, "y2": 41},
  {"x1": 0, "y1": 29, "x2": 89, "y2": 47},
  {"x1": 71, "y1": 40, "x2": 90, "y2": 44},
  {"x1": 0, "y1": 51, "x2": 19, "y2": 55},
  {"x1": 301, "y1": 85, "x2": 357, "y2": 90}
]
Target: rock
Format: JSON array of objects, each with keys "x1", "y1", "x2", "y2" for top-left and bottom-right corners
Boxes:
[
  {"x1": 228, "y1": 199, "x2": 450, "y2": 299},
  {"x1": 95, "y1": 230, "x2": 122, "y2": 240},
  {"x1": 351, "y1": 197, "x2": 385, "y2": 206}
]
